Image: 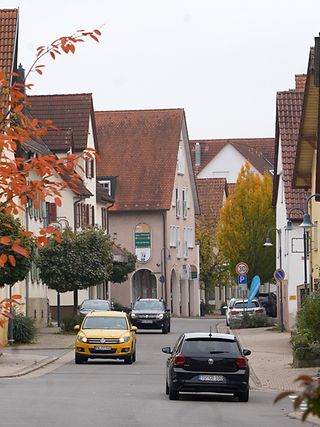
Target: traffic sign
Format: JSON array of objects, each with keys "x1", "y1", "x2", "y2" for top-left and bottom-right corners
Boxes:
[
  {"x1": 274, "y1": 268, "x2": 285, "y2": 282},
  {"x1": 237, "y1": 274, "x2": 247, "y2": 285},
  {"x1": 236, "y1": 262, "x2": 249, "y2": 275}
]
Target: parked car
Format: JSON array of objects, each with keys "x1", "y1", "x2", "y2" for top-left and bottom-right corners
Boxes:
[
  {"x1": 78, "y1": 299, "x2": 112, "y2": 319},
  {"x1": 162, "y1": 332, "x2": 251, "y2": 401},
  {"x1": 257, "y1": 292, "x2": 277, "y2": 317},
  {"x1": 74, "y1": 310, "x2": 137, "y2": 364},
  {"x1": 225, "y1": 298, "x2": 265, "y2": 326},
  {"x1": 129, "y1": 298, "x2": 171, "y2": 334}
]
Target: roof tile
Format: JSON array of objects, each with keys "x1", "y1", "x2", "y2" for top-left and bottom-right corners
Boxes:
[{"x1": 0, "y1": 9, "x2": 18, "y2": 78}]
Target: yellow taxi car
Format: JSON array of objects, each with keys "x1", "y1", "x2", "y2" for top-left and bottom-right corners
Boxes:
[{"x1": 74, "y1": 310, "x2": 137, "y2": 364}]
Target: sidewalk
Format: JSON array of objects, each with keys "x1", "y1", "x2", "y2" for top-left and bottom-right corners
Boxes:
[
  {"x1": 217, "y1": 322, "x2": 320, "y2": 426},
  {"x1": 0, "y1": 327, "x2": 75, "y2": 378}
]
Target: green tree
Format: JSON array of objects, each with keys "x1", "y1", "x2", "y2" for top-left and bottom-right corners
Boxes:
[
  {"x1": 0, "y1": 211, "x2": 33, "y2": 286},
  {"x1": 36, "y1": 227, "x2": 113, "y2": 314},
  {"x1": 111, "y1": 249, "x2": 136, "y2": 284},
  {"x1": 216, "y1": 162, "x2": 275, "y2": 285},
  {"x1": 196, "y1": 215, "x2": 230, "y2": 304}
]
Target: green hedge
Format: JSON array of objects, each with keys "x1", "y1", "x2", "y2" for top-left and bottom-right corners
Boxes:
[
  {"x1": 61, "y1": 315, "x2": 81, "y2": 332},
  {"x1": 13, "y1": 312, "x2": 37, "y2": 344},
  {"x1": 292, "y1": 293, "x2": 320, "y2": 367},
  {"x1": 230, "y1": 313, "x2": 269, "y2": 329}
]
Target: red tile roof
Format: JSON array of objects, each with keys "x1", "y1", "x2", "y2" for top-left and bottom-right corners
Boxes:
[
  {"x1": 273, "y1": 89, "x2": 307, "y2": 219},
  {"x1": 196, "y1": 178, "x2": 226, "y2": 220},
  {"x1": 0, "y1": 9, "x2": 18, "y2": 78},
  {"x1": 190, "y1": 138, "x2": 275, "y2": 177},
  {"x1": 28, "y1": 94, "x2": 97, "y2": 152},
  {"x1": 95, "y1": 109, "x2": 184, "y2": 211}
]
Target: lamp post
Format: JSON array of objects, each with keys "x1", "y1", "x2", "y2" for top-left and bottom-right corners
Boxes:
[
  {"x1": 264, "y1": 227, "x2": 284, "y2": 332},
  {"x1": 160, "y1": 248, "x2": 171, "y2": 301},
  {"x1": 285, "y1": 207, "x2": 308, "y2": 293}
]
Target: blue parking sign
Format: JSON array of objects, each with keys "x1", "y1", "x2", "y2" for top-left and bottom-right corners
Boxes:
[{"x1": 237, "y1": 275, "x2": 247, "y2": 285}]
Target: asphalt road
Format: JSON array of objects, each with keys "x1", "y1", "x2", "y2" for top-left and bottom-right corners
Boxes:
[{"x1": 0, "y1": 318, "x2": 301, "y2": 427}]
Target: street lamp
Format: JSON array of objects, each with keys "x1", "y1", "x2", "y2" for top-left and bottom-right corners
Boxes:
[{"x1": 263, "y1": 227, "x2": 284, "y2": 332}]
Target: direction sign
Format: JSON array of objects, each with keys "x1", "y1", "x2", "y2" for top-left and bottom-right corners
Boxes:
[
  {"x1": 274, "y1": 268, "x2": 285, "y2": 282},
  {"x1": 237, "y1": 274, "x2": 247, "y2": 285},
  {"x1": 236, "y1": 262, "x2": 249, "y2": 275}
]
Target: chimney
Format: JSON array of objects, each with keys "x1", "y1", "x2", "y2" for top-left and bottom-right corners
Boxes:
[
  {"x1": 17, "y1": 63, "x2": 26, "y2": 94},
  {"x1": 195, "y1": 142, "x2": 201, "y2": 166},
  {"x1": 295, "y1": 74, "x2": 307, "y2": 92}
]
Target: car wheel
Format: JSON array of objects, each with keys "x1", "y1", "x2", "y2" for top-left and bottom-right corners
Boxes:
[
  {"x1": 162, "y1": 324, "x2": 169, "y2": 334},
  {"x1": 75, "y1": 353, "x2": 87, "y2": 364},
  {"x1": 165, "y1": 380, "x2": 169, "y2": 395},
  {"x1": 168, "y1": 382, "x2": 179, "y2": 400},
  {"x1": 124, "y1": 351, "x2": 133, "y2": 365},
  {"x1": 237, "y1": 390, "x2": 249, "y2": 402}
]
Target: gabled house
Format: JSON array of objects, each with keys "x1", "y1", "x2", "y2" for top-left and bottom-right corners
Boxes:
[
  {"x1": 96, "y1": 108, "x2": 201, "y2": 316},
  {"x1": 273, "y1": 74, "x2": 307, "y2": 329},
  {"x1": 293, "y1": 44, "x2": 320, "y2": 297},
  {"x1": 27, "y1": 93, "x2": 114, "y2": 319},
  {"x1": 0, "y1": 8, "x2": 19, "y2": 343}
]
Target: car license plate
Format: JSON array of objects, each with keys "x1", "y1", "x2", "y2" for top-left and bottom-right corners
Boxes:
[
  {"x1": 141, "y1": 320, "x2": 153, "y2": 323},
  {"x1": 94, "y1": 346, "x2": 112, "y2": 351},
  {"x1": 198, "y1": 375, "x2": 225, "y2": 382}
]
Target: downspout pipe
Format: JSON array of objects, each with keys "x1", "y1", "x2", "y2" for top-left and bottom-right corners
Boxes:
[
  {"x1": 106, "y1": 201, "x2": 114, "y2": 234},
  {"x1": 162, "y1": 211, "x2": 168, "y2": 302}
]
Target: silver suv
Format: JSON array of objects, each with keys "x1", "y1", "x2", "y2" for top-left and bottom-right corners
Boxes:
[{"x1": 226, "y1": 298, "x2": 265, "y2": 326}]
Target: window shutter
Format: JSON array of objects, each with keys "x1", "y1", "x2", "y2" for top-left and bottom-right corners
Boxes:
[
  {"x1": 49, "y1": 203, "x2": 57, "y2": 223},
  {"x1": 85, "y1": 159, "x2": 89, "y2": 178},
  {"x1": 91, "y1": 159, "x2": 95, "y2": 178},
  {"x1": 91, "y1": 206, "x2": 95, "y2": 225},
  {"x1": 76, "y1": 204, "x2": 80, "y2": 228}
]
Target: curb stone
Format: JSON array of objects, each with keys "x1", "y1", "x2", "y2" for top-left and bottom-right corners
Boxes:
[{"x1": 0, "y1": 355, "x2": 60, "y2": 379}]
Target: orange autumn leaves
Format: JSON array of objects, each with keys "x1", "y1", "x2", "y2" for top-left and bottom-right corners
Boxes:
[{"x1": 0, "y1": 28, "x2": 101, "y2": 268}]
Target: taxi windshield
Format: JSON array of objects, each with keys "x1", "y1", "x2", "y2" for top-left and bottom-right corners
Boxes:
[{"x1": 82, "y1": 316, "x2": 128, "y2": 330}]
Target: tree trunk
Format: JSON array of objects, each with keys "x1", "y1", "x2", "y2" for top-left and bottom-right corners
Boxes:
[{"x1": 73, "y1": 290, "x2": 78, "y2": 317}]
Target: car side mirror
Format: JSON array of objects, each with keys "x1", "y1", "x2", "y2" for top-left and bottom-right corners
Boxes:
[
  {"x1": 243, "y1": 349, "x2": 251, "y2": 356},
  {"x1": 131, "y1": 326, "x2": 138, "y2": 332},
  {"x1": 74, "y1": 325, "x2": 80, "y2": 332},
  {"x1": 162, "y1": 346, "x2": 172, "y2": 354}
]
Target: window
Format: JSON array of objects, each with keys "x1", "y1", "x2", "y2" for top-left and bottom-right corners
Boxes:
[
  {"x1": 182, "y1": 188, "x2": 188, "y2": 219},
  {"x1": 101, "y1": 207, "x2": 107, "y2": 230},
  {"x1": 176, "y1": 226, "x2": 181, "y2": 258},
  {"x1": 175, "y1": 188, "x2": 181, "y2": 218},
  {"x1": 177, "y1": 145, "x2": 184, "y2": 175},
  {"x1": 182, "y1": 338, "x2": 240, "y2": 355},
  {"x1": 170, "y1": 225, "x2": 177, "y2": 247},
  {"x1": 187, "y1": 227, "x2": 194, "y2": 248},
  {"x1": 45, "y1": 202, "x2": 57, "y2": 226},
  {"x1": 183, "y1": 228, "x2": 189, "y2": 258},
  {"x1": 85, "y1": 158, "x2": 95, "y2": 179},
  {"x1": 172, "y1": 187, "x2": 176, "y2": 207},
  {"x1": 100, "y1": 180, "x2": 111, "y2": 195}
]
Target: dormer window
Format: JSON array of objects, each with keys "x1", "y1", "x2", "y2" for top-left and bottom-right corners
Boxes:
[{"x1": 99, "y1": 180, "x2": 111, "y2": 195}]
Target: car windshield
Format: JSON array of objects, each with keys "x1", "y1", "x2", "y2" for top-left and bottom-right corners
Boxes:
[
  {"x1": 234, "y1": 301, "x2": 259, "y2": 309},
  {"x1": 182, "y1": 338, "x2": 240, "y2": 355},
  {"x1": 133, "y1": 301, "x2": 164, "y2": 311},
  {"x1": 82, "y1": 316, "x2": 128, "y2": 330},
  {"x1": 81, "y1": 300, "x2": 111, "y2": 310}
]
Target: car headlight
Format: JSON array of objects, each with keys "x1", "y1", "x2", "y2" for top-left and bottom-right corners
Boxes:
[
  {"x1": 119, "y1": 336, "x2": 130, "y2": 343},
  {"x1": 77, "y1": 335, "x2": 87, "y2": 343},
  {"x1": 157, "y1": 314, "x2": 164, "y2": 319},
  {"x1": 130, "y1": 313, "x2": 136, "y2": 318}
]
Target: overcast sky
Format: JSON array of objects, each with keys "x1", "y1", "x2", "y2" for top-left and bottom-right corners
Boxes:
[{"x1": 4, "y1": 0, "x2": 320, "y2": 139}]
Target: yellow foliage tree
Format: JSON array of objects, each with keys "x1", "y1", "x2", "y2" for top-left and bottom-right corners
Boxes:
[{"x1": 216, "y1": 162, "x2": 275, "y2": 285}]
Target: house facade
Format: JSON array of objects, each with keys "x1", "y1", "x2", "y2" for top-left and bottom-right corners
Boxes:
[
  {"x1": 272, "y1": 74, "x2": 307, "y2": 329},
  {"x1": 96, "y1": 109, "x2": 201, "y2": 316}
]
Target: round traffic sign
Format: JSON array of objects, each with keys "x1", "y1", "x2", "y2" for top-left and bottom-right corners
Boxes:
[
  {"x1": 274, "y1": 268, "x2": 285, "y2": 282},
  {"x1": 235, "y1": 262, "x2": 249, "y2": 275}
]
